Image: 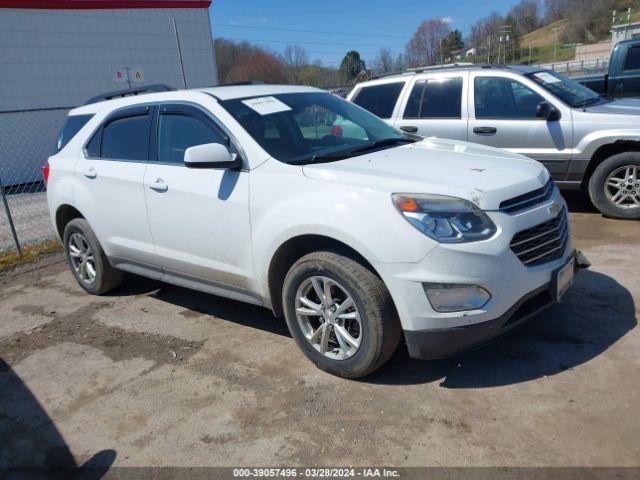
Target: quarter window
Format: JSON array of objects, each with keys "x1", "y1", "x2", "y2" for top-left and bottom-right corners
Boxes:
[
  {"x1": 404, "y1": 77, "x2": 463, "y2": 119},
  {"x1": 100, "y1": 114, "x2": 149, "y2": 160},
  {"x1": 351, "y1": 82, "x2": 405, "y2": 119},
  {"x1": 158, "y1": 113, "x2": 226, "y2": 164},
  {"x1": 57, "y1": 114, "x2": 93, "y2": 151},
  {"x1": 623, "y1": 45, "x2": 640, "y2": 71},
  {"x1": 474, "y1": 77, "x2": 545, "y2": 119}
]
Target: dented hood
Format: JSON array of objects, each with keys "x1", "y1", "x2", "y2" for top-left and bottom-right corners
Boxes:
[{"x1": 302, "y1": 138, "x2": 549, "y2": 211}]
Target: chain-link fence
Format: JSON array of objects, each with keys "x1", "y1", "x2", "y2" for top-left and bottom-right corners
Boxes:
[{"x1": 0, "y1": 6, "x2": 218, "y2": 255}]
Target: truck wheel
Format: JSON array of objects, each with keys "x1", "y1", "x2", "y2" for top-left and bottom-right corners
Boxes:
[
  {"x1": 588, "y1": 152, "x2": 640, "y2": 219},
  {"x1": 282, "y1": 250, "x2": 401, "y2": 379},
  {"x1": 63, "y1": 218, "x2": 123, "y2": 295}
]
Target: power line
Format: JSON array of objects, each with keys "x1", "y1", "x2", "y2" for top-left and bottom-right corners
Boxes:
[
  {"x1": 212, "y1": 23, "x2": 407, "y2": 39},
  {"x1": 214, "y1": 36, "x2": 403, "y2": 48}
]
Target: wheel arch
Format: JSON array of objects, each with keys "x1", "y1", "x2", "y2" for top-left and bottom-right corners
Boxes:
[
  {"x1": 267, "y1": 234, "x2": 381, "y2": 318},
  {"x1": 55, "y1": 204, "x2": 85, "y2": 239},
  {"x1": 583, "y1": 141, "x2": 640, "y2": 189}
]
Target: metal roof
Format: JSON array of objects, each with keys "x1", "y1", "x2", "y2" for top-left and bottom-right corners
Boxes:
[{"x1": 0, "y1": 0, "x2": 211, "y2": 8}]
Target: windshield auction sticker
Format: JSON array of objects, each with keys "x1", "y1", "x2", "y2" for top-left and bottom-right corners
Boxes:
[
  {"x1": 242, "y1": 96, "x2": 292, "y2": 115},
  {"x1": 534, "y1": 72, "x2": 562, "y2": 83}
]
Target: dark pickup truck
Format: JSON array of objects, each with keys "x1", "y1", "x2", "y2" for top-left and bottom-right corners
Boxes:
[{"x1": 576, "y1": 39, "x2": 640, "y2": 98}]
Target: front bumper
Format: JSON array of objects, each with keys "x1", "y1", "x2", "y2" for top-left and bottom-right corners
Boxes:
[{"x1": 404, "y1": 282, "x2": 554, "y2": 359}]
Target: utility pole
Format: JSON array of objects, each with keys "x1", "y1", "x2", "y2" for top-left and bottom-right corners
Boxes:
[
  {"x1": 625, "y1": 7, "x2": 631, "y2": 41},
  {"x1": 499, "y1": 25, "x2": 511, "y2": 64},
  {"x1": 552, "y1": 26, "x2": 562, "y2": 62},
  {"x1": 487, "y1": 35, "x2": 491, "y2": 63},
  {"x1": 440, "y1": 37, "x2": 444, "y2": 65},
  {"x1": 529, "y1": 40, "x2": 532, "y2": 66}
]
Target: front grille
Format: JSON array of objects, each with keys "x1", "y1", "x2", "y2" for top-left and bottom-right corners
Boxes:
[
  {"x1": 499, "y1": 179, "x2": 555, "y2": 214},
  {"x1": 510, "y1": 207, "x2": 568, "y2": 267}
]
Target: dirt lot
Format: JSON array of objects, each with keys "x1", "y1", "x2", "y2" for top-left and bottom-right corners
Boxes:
[{"x1": 1, "y1": 192, "x2": 638, "y2": 471}]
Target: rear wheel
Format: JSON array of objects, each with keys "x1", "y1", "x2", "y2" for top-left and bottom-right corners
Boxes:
[
  {"x1": 282, "y1": 250, "x2": 401, "y2": 379},
  {"x1": 63, "y1": 218, "x2": 123, "y2": 294},
  {"x1": 588, "y1": 152, "x2": 640, "y2": 219}
]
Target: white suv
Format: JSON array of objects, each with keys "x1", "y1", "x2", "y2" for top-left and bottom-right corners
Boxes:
[{"x1": 46, "y1": 84, "x2": 578, "y2": 378}]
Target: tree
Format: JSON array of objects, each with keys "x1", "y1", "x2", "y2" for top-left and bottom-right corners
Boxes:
[
  {"x1": 339, "y1": 50, "x2": 365, "y2": 83},
  {"x1": 226, "y1": 49, "x2": 288, "y2": 84},
  {"x1": 373, "y1": 48, "x2": 394, "y2": 75},
  {"x1": 405, "y1": 18, "x2": 451, "y2": 67},
  {"x1": 442, "y1": 29, "x2": 464, "y2": 60},
  {"x1": 283, "y1": 44, "x2": 309, "y2": 84},
  {"x1": 510, "y1": 0, "x2": 542, "y2": 35},
  {"x1": 393, "y1": 53, "x2": 406, "y2": 72}
]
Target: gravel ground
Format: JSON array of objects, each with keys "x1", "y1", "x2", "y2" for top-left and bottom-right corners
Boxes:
[
  {"x1": 0, "y1": 192, "x2": 638, "y2": 472},
  {"x1": 0, "y1": 191, "x2": 54, "y2": 251}
]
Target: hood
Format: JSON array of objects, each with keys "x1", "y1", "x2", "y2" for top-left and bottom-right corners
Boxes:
[
  {"x1": 302, "y1": 138, "x2": 549, "y2": 211},
  {"x1": 582, "y1": 98, "x2": 640, "y2": 117}
]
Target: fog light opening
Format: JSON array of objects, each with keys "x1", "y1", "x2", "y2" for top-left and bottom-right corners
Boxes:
[{"x1": 423, "y1": 283, "x2": 491, "y2": 313}]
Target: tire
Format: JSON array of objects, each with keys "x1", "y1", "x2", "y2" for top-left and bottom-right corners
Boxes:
[
  {"x1": 588, "y1": 152, "x2": 640, "y2": 219},
  {"x1": 63, "y1": 218, "x2": 123, "y2": 295},
  {"x1": 282, "y1": 250, "x2": 401, "y2": 379}
]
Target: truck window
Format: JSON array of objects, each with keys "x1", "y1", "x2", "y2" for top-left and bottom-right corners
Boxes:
[
  {"x1": 351, "y1": 82, "x2": 404, "y2": 119},
  {"x1": 474, "y1": 77, "x2": 544, "y2": 119},
  {"x1": 404, "y1": 77, "x2": 462, "y2": 119},
  {"x1": 623, "y1": 45, "x2": 640, "y2": 71},
  {"x1": 57, "y1": 114, "x2": 93, "y2": 151}
]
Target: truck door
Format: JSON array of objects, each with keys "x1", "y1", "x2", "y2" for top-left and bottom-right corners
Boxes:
[
  {"x1": 394, "y1": 73, "x2": 468, "y2": 141},
  {"x1": 467, "y1": 72, "x2": 573, "y2": 181}
]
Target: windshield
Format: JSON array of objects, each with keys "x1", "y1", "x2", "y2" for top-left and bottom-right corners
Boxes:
[
  {"x1": 220, "y1": 92, "x2": 409, "y2": 164},
  {"x1": 526, "y1": 70, "x2": 602, "y2": 108}
]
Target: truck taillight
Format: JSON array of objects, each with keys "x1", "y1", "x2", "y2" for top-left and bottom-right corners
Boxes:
[{"x1": 42, "y1": 160, "x2": 50, "y2": 186}]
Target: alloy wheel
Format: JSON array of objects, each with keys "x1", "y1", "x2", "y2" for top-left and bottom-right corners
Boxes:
[
  {"x1": 295, "y1": 276, "x2": 362, "y2": 360},
  {"x1": 605, "y1": 165, "x2": 640, "y2": 209},
  {"x1": 68, "y1": 232, "x2": 97, "y2": 284}
]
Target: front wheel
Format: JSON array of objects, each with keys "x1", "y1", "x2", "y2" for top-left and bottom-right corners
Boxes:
[
  {"x1": 282, "y1": 250, "x2": 401, "y2": 379},
  {"x1": 588, "y1": 152, "x2": 640, "y2": 219}
]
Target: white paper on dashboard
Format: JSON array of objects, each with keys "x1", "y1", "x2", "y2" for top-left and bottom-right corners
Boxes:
[
  {"x1": 241, "y1": 96, "x2": 292, "y2": 115},
  {"x1": 534, "y1": 72, "x2": 562, "y2": 83}
]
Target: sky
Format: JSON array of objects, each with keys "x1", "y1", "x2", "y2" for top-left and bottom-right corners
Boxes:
[{"x1": 210, "y1": 0, "x2": 523, "y2": 66}]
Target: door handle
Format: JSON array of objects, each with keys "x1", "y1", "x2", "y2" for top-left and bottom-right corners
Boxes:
[
  {"x1": 83, "y1": 167, "x2": 97, "y2": 179},
  {"x1": 400, "y1": 125, "x2": 418, "y2": 133},
  {"x1": 148, "y1": 178, "x2": 168, "y2": 192},
  {"x1": 473, "y1": 126, "x2": 497, "y2": 135}
]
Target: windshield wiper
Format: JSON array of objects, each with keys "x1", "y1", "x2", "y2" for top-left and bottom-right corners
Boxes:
[
  {"x1": 348, "y1": 137, "x2": 414, "y2": 155},
  {"x1": 291, "y1": 137, "x2": 415, "y2": 165}
]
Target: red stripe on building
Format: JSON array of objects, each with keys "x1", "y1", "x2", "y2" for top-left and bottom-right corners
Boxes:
[{"x1": 0, "y1": 0, "x2": 211, "y2": 8}]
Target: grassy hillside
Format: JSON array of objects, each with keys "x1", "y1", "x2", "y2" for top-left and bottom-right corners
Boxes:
[{"x1": 521, "y1": 19, "x2": 568, "y2": 48}]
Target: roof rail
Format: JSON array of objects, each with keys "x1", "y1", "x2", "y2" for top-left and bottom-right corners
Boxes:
[{"x1": 84, "y1": 84, "x2": 175, "y2": 105}]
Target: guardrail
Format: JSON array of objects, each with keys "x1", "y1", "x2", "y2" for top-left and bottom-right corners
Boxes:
[{"x1": 537, "y1": 58, "x2": 609, "y2": 77}]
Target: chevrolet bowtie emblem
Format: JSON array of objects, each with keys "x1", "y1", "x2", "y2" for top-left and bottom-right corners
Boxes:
[{"x1": 548, "y1": 202, "x2": 561, "y2": 216}]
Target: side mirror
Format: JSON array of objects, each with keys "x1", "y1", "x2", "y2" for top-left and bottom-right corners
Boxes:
[
  {"x1": 536, "y1": 101, "x2": 561, "y2": 121},
  {"x1": 184, "y1": 143, "x2": 242, "y2": 169}
]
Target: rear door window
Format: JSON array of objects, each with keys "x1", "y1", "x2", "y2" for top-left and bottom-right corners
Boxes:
[
  {"x1": 351, "y1": 82, "x2": 405, "y2": 119},
  {"x1": 403, "y1": 77, "x2": 463, "y2": 119},
  {"x1": 623, "y1": 45, "x2": 640, "y2": 71},
  {"x1": 57, "y1": 114, "x2": 93, "y2": 151},
  {"x1": 86, "y1": 107, "x2": 151, "y2": 160}
]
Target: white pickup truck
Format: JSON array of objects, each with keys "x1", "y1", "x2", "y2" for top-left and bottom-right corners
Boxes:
[{"x1": 349, "y1": 65, "x2": 640, "y2": 219}]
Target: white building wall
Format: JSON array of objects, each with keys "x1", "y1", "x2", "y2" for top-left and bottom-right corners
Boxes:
[{"x1": 0, "y1": 7, "x2": 217, "y2": 185}]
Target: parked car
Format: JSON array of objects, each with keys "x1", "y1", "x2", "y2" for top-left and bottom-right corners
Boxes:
[
  {"x1": 46, "y1": 84, "x2": 581, "y2": 378},
  {"x1": 348, "y1": 65, "x2": 640, "y2": 219},
  {"x1": 575, "y1": 39, "x2": 640, "y2": 98}
]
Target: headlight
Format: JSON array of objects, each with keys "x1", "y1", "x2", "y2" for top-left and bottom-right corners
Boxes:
[{"x1": 392, "y1": 194, "x2": 496, "y2": 243}]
